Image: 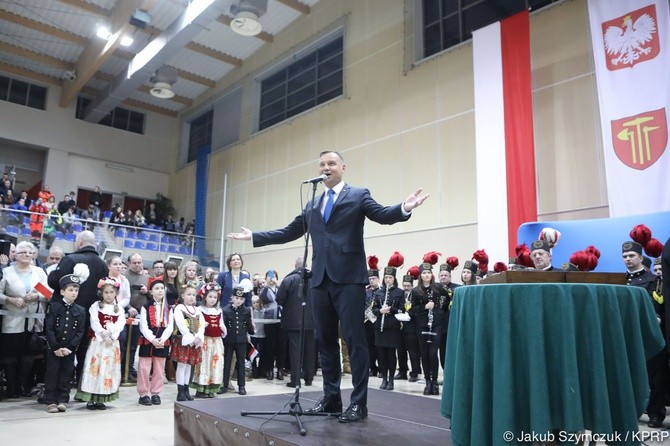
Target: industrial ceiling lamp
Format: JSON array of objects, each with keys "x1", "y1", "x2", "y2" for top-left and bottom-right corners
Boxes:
[
  {"x1": 230, "y1": 0, "x2": 268, "y2": 36},
  {"x1": 149, "y1": 66, "x2": 178, "y2": 99}
]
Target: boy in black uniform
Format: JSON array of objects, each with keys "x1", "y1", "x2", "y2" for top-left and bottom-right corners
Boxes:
[
  {"x1": 43, "y1": 274, "x2": 86, "y2": 413},
  {"x1": 221, "y1": 287, "x2": 254, "y2": 395},
  {"x1": 622, "y1": 241, "x2": 668, "y2": 428}
]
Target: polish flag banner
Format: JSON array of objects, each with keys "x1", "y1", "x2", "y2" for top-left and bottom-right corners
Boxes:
[
  {"x1": 34, "y1": 282, "x2": 53, "y2": 299},
  {"x1": 473, "y1": 10, "x2": 537, "y2": 263},
  {"x1": 588, "y1": 0, "x2": 670, "y2": 216}
]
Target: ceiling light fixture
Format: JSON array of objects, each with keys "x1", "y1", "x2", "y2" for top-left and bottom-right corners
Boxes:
[
  {"x1": 96, "y1": 24, "x2": 112, "y2": 40},
  {"x1": 230, "y1": 0, "x2": 267, "y2": 36},
  {"x1": 149, "y1": 65, "x2": 178, "y2": 99},
  {"x1": 120, "y1": 35, "x2": 134, "y2": 47}
]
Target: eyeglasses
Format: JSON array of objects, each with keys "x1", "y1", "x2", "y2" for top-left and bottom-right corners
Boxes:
[{"x1": 15, "y1": 252, "x2": 31, "y2": 255}]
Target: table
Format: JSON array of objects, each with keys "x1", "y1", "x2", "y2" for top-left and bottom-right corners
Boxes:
[{"x1": 441, "y1": 283, "x2": 665, "y2": 446}]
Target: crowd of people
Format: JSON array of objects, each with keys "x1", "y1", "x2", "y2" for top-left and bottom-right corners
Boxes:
[{"x1": 0, "y1": 177, "x2": 195, "y2": 250}]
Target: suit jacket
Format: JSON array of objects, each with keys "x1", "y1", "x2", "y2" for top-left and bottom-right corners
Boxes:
[
  {"x1": 215, "y1": 270, "x2": 251, "y2": 308},
  {"x1": 276, "y1": 268, "x2": 314, "y2": 330},
  {"x1": 253, "y1": 185, "x2": 409, "y2": 287},
  {"x1": 45, "y1": 300, "x2": 86, "y2": 353},
  {"x1": 47, "y1": 246, "x2": 109, "y2": 312}
]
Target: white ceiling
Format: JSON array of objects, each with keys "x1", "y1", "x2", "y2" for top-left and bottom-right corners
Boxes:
[{"x1": 0, "y1": 0, "x2": 320, "y2": 117}]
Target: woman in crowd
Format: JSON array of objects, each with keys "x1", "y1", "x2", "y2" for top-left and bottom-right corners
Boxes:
[
  {"x1": 107, "y1": 256, "x2": 131, "y2": 309},
  {"x1": 259, "y1": 269, "x2": 285, "y2": 380},
  {"x1": 215, "y1": 253, "x2": 251, "y2": 309},
  {"x1": 460, "y1": 260, "x2": 478, "y2": 286},
  {"x1": 134, "y1": 210, "x2": 146, "y2": 228},
  {"x1": 178, "y1": 260, "x2": 203, "y2": 293},
  {"x1": 164, "y1": 261, "x2": 180, "y2": 306},
  {"x1": 0, "y1": 241, "x2": 49, "y2": 397}
]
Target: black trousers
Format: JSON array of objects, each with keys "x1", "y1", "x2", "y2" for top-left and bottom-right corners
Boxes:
[
  {"x1": 646, "y1": 348, "x2": 669, "y2": 419},
  {"x1": 416, "y1": 324, "x2": 440, "y2": 381},
  {"x1": 262, "y1": 323, "x2": 286, "y2": 374},
  {"x1": 223, "y1": 342, "x2": 247, "y2": 388},
  {"x1": 44, "y1": 351, "x2": 75, "y2": 404},
  {"x1": 397, "y1": 325, "x2": 422, "y2": 376},
  {"x1": 364, "y1": 321, "x2": 378, "y2": 373},
  {"x1": 312, "y1": 277, "x2": 369, "y2": 406},
  {"x1": 376, "y1": 346, "x2": 397, "y2": 380},
  {"x1": 286, "y1": 329, "x2": 315, "y2": 384}
]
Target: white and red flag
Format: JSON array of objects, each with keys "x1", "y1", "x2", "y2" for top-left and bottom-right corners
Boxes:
[
  {"x1": 588, "y1": 0, "x2": 670, "y2": 216},
  {"x1": 473, "y1": 10, "x2": 537, "y2": 263}
]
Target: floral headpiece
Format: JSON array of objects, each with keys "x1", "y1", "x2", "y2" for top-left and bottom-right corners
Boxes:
[
  {"x1": 97, "y1": 277, "x2": 120, "y2": 289},
  {"x1": 198, "y1": 282, "x2": 222, "y2": 297}
]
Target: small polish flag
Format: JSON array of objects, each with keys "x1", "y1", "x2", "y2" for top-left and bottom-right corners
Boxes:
[
  {"x1": 247, "y1": 344, "x2": 259, "y2": 362},
  {"x1": 34, "y1": 282, "x2": 53, "y2": 299}
]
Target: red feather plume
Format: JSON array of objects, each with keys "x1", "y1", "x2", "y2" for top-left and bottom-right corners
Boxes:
[
  {"x1": 388, "y1": 251, "x2": 404, "y2": 268},
  {"x1": 515, "y1": 244, "x2": 533, "y2": 268},
  {"x1": 584, "y1": 245, "x2": 601, "y2": 259},
  {"x1": 422, "y1": 251, "x2": 441, "y2": 265},
  {"x1": 493, "y1": 262, "x2": 508, "y2": 273},
  {"x1": 367, "y1": 255, "x2": 378, "y2": 270},
  {"x1": 478, "y1": 262, "x2": 488, "y2": 275},
  {"x1": 569, "y1": 251, "x2": 589, "y2": 271},
  {"x1": 472, "y1": 249, "x2": 489, "y2": 265},
  {"x1": 585, "y1": 252, "x2": 599, "y2": 271},
  {"x1": 630, "y1": 224, "x2": 652, "y2": 246},
  {"x1": 644, "y1": 238, "x2": 663, "y2": 258},
  {"x1": 407, "y1": 266, "x2": 420, "y2": 280},
  {"x1": 446, "y1": 256, "x2": 459, "y2": 269}
]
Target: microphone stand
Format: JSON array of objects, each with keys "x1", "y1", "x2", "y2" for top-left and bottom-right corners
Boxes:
[{"x1": 241, "y1": 180, "x2": 335, "y2": 435}]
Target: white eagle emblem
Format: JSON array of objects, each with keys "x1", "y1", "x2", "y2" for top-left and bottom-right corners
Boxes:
[{"x1": 604, "y1": 13, "x2": 656, "y2": 66}]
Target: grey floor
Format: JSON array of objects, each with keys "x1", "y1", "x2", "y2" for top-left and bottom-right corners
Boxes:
[{"x1": 0, "y1": 370, "x2": 668, "y2": 445}]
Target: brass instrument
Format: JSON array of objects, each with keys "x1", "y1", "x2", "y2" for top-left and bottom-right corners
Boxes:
[
  {"x1": 380, "y1": 287, "x2": 389, "y2": 332},
  {"x1": 420, "y1": 289, "x2": 437, "y2": 343}
]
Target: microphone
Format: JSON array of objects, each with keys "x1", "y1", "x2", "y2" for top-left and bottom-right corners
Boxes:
[{"x1": 302, "y1": 174, "x2": 328, "y2": 184}]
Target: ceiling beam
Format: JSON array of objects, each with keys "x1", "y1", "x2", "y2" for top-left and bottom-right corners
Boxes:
[
  {"x1": 59, "y1": 0, "x2": 152, "y2": 108},
  {"x1": 57, "y1": 0, "x2": 109, "y2": 17},
  {"x1": 0, "y1": 62, "x2": 63, "y2": 87},
  {"x1": 277, "y1": 0, "x2": 311, "y2": 15},
  {"x1": 216, "y1": 14, "x2": 273, "y2": 43},
  {"x1": 0, "y1": 10, "x2": 88, "y2": 46},
  {"x1": 171, "y1": 67, "x2": 215, "y2": 88},
  {"x1": 0, "y1": 41, "x2": 74, "y2": 71},
  {"x1": 137, "y1": 85, "x2": 192, "y2": 106},
  {"x1": 186, "y1": 42, "x2": 243, "y2": 67}
]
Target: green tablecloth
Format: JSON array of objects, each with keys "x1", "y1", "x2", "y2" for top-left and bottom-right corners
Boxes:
[{"x1": 441, "y1": 283, "x2": 665, "y2": 446}]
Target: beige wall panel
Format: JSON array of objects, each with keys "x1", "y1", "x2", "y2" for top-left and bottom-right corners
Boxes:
[
  {"x1": 270, "y1": 125, "x2": 291, "y2": 172},
  {"x1": 401, "y1": 58, "x2": 438, "y2": 130},
  {"x1": 313, "y1": 0, "x2": 342, "y2": 32},
  {"x1": 398, "y1": 124, "x2": 439, "y2": 229},
  {"x1": 364, "y1": 135, "x2": 402, "y2": 206},
  {"x1": 437, "y1": 112, "x2": 477, "y2": 226},
  {"x1": 366, "y1": 0, "x2": 403, "y2": 56},
  {"x1": 435, "y1": 47, "x2": 474, "y2": 119},
  {"x1": 531, "y1": 1, "x2": 592, "y2": 89},
  {"x1": 312, "y1": 102, "x2": 342, "y2": 152},
  {"x1": 248, "y1": 133, "x2": 270, "y2": 180},
  {"x1": 228, "y1": 145, "x2": 250, "y2": 186},
  {"x1": 534, "y1": 75, "x2": 605, "y2": 214},
  {"x1": 287, "y1": 113, "x2": 316, "y2": 167},
  {"x1": 338, "y1": 63, "x2": 367, "y2": 150},
  {"x1": 345, "y1": 2, "x2": 367, "y2": 66},
  {"x1": 365, "y1": 47, "x2": 402, "y2": 142}
]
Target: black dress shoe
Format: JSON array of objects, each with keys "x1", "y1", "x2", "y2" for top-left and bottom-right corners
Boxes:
[
  {"x1": 286, "y1": 382, "x2": 297, "y2": 388},
  {"x1": 338, "y1": 404, "x2": 368, "y2": 423},
  {"x1": 305, "y1": 396, "x2": 342, "y2": 414},
  {"x1": 151, "y1": 395, "x2": 161, "y2": 405},
  {"x1": 238, "y1": 387, "x2": 246, "y2": 395},
  {"x1": 304, "y1": 380, "x2": 313, "y2": 386},
  {"x1": 648, "y1": 417, "x2": 664, "y2": 428},
  {"x1": 138, "y1": 396, "x2": 152, "y2": 406},
  {"x1": 394, "y1": 372, "x2": 407, "y2": 380},
  {"x1": 379, "y1": 379, "x2": 388, "y2": 390},
  {"x1": 86, "y1": 401, "x2": 97, "y2": 410},
  {"x1": 408, "y1": 374, "x2": 419, "y2": 382},
  {"x1": 276, "y1": 370, "x2": 284, "y2": 380},
  {"x1": 266, "y1": 371, "x2": 274, "y2": 380}
]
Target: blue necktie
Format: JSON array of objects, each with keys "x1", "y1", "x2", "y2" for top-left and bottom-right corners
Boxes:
[{"x1": 323, "y1": 189, "x2": 335, "y2": 223}]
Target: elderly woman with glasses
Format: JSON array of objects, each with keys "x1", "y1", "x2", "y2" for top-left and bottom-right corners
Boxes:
[{"x1": 0, "y1": 241, "x2": 48, "y2": 398}]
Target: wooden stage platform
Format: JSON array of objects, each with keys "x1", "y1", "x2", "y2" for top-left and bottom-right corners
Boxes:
[{"x1": 174, "y1": 389, "x2": 452, "y2": 446}]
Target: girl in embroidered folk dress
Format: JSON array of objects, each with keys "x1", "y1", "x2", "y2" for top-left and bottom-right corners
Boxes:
[
  {"x1": 137, "y1": 276, "x2": 174, "y2": 406},
  {"x1": 171, "y1": 284, "x2": 205, "y2": 401},
  {"x1": 80, "y1": 278, "x2": 126, "y2": 409},
  {"x1": 191, "y1": 283, "x2": 227, "y2": 398}
]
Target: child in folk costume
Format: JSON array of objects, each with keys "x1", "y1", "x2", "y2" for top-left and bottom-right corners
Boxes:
[
  {"x1": 80, "y1": 278, "x2": 126, "y2": 410},
  {"x1": 191, "y1": 283, "x2": 227, "y2": 398},
  {"x1": 171, "y1": 284, "x2": 205, "y2": 402},
  {"x1": 137, "y1": 276, "x2": 174, "y2": 406},
  {"x1": 371, "y1": 252, "x2": 405, "y2": 391},
  {"x1": 221, "y1": 287, "x2": 255, "y2": 395},
  {"x1": 410, "y1": 252, "x2": 449, "y2": 396}
]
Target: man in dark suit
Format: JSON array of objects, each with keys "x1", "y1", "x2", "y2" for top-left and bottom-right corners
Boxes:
[
  {"x1": 276, "y1": 256, "x2": 316, "y2": 388},
  {"x1": 229, "y1": 150, "x2": 428, "y2": 422}
]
